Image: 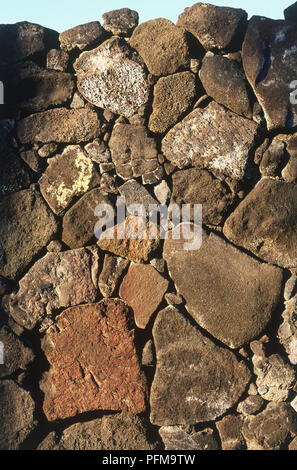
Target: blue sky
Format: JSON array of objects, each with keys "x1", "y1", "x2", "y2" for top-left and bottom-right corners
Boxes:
[{"x1": 1, "y1": 0, "x2": 293, "y2": 32}]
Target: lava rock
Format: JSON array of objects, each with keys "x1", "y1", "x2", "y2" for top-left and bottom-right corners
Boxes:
[
  {"x1": 102, "y1": 8, "x2": 139, "y2": 36},
  {"x1": 59, "y1": 21, "x2": 105, "y2": 52}
]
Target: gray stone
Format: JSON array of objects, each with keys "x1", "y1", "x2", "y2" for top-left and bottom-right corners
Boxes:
[
  {"x1": 159, "y1": 426, "x2": 219, "y2": 451},
  {"x1": 119, "y1": 180, "x2": 158, "y2": 216},
  {"x1": 99, "y1": 254, "x2": 129, "y2": 298},
  {"x1": 154, "y1": 181, "x2": 171, "y2": 205}
]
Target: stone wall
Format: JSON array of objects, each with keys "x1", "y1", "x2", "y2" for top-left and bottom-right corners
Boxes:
[{"x1": 0, "y1": 2, "x2": 297, "y2": 451}]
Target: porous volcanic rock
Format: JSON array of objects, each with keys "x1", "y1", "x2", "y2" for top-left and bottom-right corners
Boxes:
[
  {"x1": 0, "y1": 189, "x2": 58, "y2": 280},
  {"x1": 74, "y1": 37, "x2": 149, "y2": 118},
  {"x1": 242, "y1": 16, "x2": 297, "y2": 131},
  {"x1": 177, "y1": 3, "x2": 248, "y2": 52},
  {"x1": 59, "y1": 21, "x2": 105, "y2": 52},
  {"x1": 159, "y1": 426, "x2": 219, "y2": 451},
  {"x1": 162, "y1": 102, "x2": 258, "y2": 179},
  {"x1": 119, "y1": 264, "x2": 169, "y2": 329},
  {"x1": 0, "y1": 326, "x2": 34, "y2": 378},
  {"x1": 130, "y1": 18, "x2": 190, "y2": 76},
  {"x1": 102, "y1": 8, "x2": 139, "y2": 36},
  {"x1": 223, "y1": 179, "x2": 297, "y2": 269},
  {"x1": 150, "y1": 306, "x2": 251, "y2": 425},
  {"x1": 39, "y1": 145, "x2": 100, "y2": 216},
  {"x1": 163, "y1": 227, "x2": 283, "y2": 349},
  {"x1": 40, "y1": 299, "x2": 147, "y2": 421},
  {"x1": 46, "y1": 49, "x2": 69, "y2": 71}
]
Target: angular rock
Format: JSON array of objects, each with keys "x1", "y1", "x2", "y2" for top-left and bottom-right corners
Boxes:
[
  {"x1": 289, "y1": 437, "x2": 297, "y2": 450},
  {"x1": 259, "y1": 138, "x2": 286, "y2": 177},
  {"x1": 163, "y1": 227, "x2": 283, "y2": 349},
  {"x1": 149, "y1": 72, "x2": 197, "y2": 134},
  {"x1": 0, "y1": 380, "x2": 36, "y2": 450},
  {"x1": 40, "y1": 299, "x2": 147, "y2": 421},
  {"x1": 109, "y1": 123, "x2": 162, "y2": 183},
  {"x1": 119, "y1": 264, "x2": 169, "y2": 329},
  {"x1": 70, "y1": 91, "x2": 85, "y2": 109},
  {"x1": 0, "y1": 189, "x2": 58, "y2": 280},
  {"x1": 162, "y1": 102, "x2": 258, "y2": 180},
  {"x1": 177, "y1": 3, "x2": 247, "y2": 52},
  {"x1": 154, "y1": 180, "x2": 171, "y2": 205},
  {"x1": 199, "y1": 53, "x2": 252, "y2": 118},
  {"x1": 130, "y1": 18, "x2": 190, "y2": 76},
  {"x1": 0, "y1": 145, "x2": 32, "y2": 197},
  {"x1": 4, "y1": 248, "x2": 99, "y2": 330},
  {"x1": 171, "y1": 168, "x2": 236, "y2": 226},
  {"x1": 85, "y1": 139, "x2": 111, "y2": 164},
  {"x1": 165, "y1": 293, "x2": 184, "y2": 306},
  {"x1": 285, "y1": 2, "x2": 297, "y2": 21},
  {"x1": 237, "y1": 395, "x2": 265, "y2": 416},
  {"x1": 39, "y1": 145, "x2": 100, "y2": 216},
  {"x1": 282, "y1": 155, "x2": 297, "y2": 183},
  {"x1": 46, "y1": 48, "x2": 69, "y2": 71},
  {"x1": 223, "y1": 179, "x2": 297, "y2": 269},
  {"x1": 242, "y1": 402, "x2": 297, "y2": 450},
  {"x1": 142, "y1": 340, "x2": 155, "y2": 367},
  {"x1": 99, "y1": 254, "x2": 129, "y2": 298},
  {"x1": 0, "y1": 326, "x2": 34, "y2": 378},
  {"x1": 74, "y1": 37, "x2": 149, "y2": 118},
  {"x1": 102, "y1": 8, "x2": 139, "y2": 36},
  {"x1": 216, "y1": 415, "x2": 245, "y2": 450},
  {"x1": 59, "y1": 22, "x2": 105, "y2": 52},
  {"x1": 278, "y1": 295, "x2": 297, "y2": 365},
  {"x1": 150, "y1": 306, "x2": 251, "y2": 425},
  {"x1": 159, "y1": 426, "x2": 219, "y2": 451},
  {"x1": 37, "y1": 143, "x2": 57, "y2": 158},
  {"x1": 20, "y1": 149, "x2": 44, "y2": 173},
  {"x1": 0, "y1": 22, "x2": 59, "y2": 65},
  {"x1": 284, "y1": 276, "x2": 297, "y2": 302},
  {"x1": 62, "y1": 189, "x2": 114, "y2": 248},
  {"x1": 119, "y1": 180, "x2": 158, "y2": 216},
  {"x1": 242, "y1": 17, "x2": 297, "y2": 131}
]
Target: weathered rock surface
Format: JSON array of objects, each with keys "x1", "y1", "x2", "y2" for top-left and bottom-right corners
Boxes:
[
  {"x1": 59, "y1": 22, "x2": 105, "y2": 52},
  {"x1": 85, "y1": 139, "x2": 111, "y2": 164},
  {"x1": 237, "y1": 395, "x2": 265, "y2": 416},
  {"x1": 162, "y1": 102, "x2": 258, "y2": 179},
  {"x1": 0, "y1": 22, "x2": 59, "y2": 64},
  {"x1": 46, "y1": 48, "x2": 69, "y2": 71},
  {"x1": 99, "y1": 254, "x2": 129, "y2": 298},
  {"x1": 149, "y1": 72, "x2": 197, "y2": 134},
  {"x1": 284, "y1": 2, "x2": 297, "y2": 21},
  {"x1": 278, "y1": 295, "x2": 297, "y2": 365},
  {"x1": 171, "y1": 168, "x2": 236, "y2": 226},
  {"x1": 40, "y1": 299, "x2": 147, "y2": 421},
  {"x1": 0, "y1": 189, "x2": 58, "y2": 280},
  {"x1": 0, "y1": 145, "x2": 32, "y2": 197},
  {"x1": 216, "y1": 415, "x2": 245, "y2": 450},
  {"x1": 177, "y1": 3, "x2": 247, "y2": 52},
  {"x1": 62, "y1": 188, "x2": 113, "y2": 248},
  {"x1": 109, "y1": 123, "x2": 162, "y2": 183},
  {"x1": 102, "y1": 8, "x2": 139, "y2": 36},
  {"x1": 259, "y1": 138, "x2": 286, "y2": 177},
  {"x1": 223, "y1": 179, "x2": 297, "y2": 269},
  {"x1": 150, "y1": 306, "x2": 251, "y2": 425},
  {"x1": 242, "y1": 17, "x2": 297, "y2": 131},
  {"x1": 163, "y1": 227, "x2": 283, "y2": 349},
  {"x1": 142, "y1": 340, "x2": 155, "y2": 367},
  {"x1": 120, "y1": 264, "x2": 168, "y2": 329},
  {"x1": 39, "y1": 145, "x2": 100, "y2": 216},
  {"x1": 154, "y1": 180, "x2": 171, "y2": 205},
  {"x1": 130, "y1": 19, "x2": 190, "y2": 76},
  {"x1": 159, "y1": 426, "x2": 219, "y2": 450},
  {"x1": 74, "y1": 37, "x2": 149, "y2": 118},
  {"x1": 119, "y1": 180, "x2": 158, "y2": 216},
  {"x1": 242, "y1": 402, "x2": 297, "y2": 450},
  {"x1": 199, "y1": 53, "x2": 252, "y2": 117},
  {"x1": 4, "y1": 248, "x2": 99, "y2": 330},
  {"x1": 0, "y1": 380, "x2": 36, "y2": 450},
  {"x1": 17, "y1": 107, "x2": 100, "y2": 144},
  {"x1": 0, "y1": 326, "x2": 34, "y2": 377}
]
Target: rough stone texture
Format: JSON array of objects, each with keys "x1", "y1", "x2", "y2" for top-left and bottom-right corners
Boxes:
[
  {"x1": 150, "y1": 306, "x2": 251, "y2": 425},
  {"x1": 171, "y1": 168, "x2": 236, "y2": 226},
  {"x1": 159, "y1": 426, "x2": 219, "y2": 450},
  {"x1": 242, "y1": 402, "x2": 297, "y2": 450},
  {"x1": 37, "y1": 143, "x2": 57, "y2": 158},
  {"x1": 119, "y1": 264, "x2": 169, "y2": 329},
  {"x1": 59, "y1": 22, "x2": 105, "y2": 52},
  {"x1": 237, "y1": 395, "x2": 265, "y2": 416},
  {"x1": 289, "y1": 436, "x2": 297, "y2": 450},
  {"x1": 85, "y1": 139, "x2": 111, "y2": 164},
  {"x1": 62, "y1": 189, "x2": 114, "y2": 248},
  {"x1": 285, "y1": 2, "x2": 297, "y2": 21},
  {"x1": 149, "y1": 72, "x2": 197, "y2": 134},
  {"x1": 216, "y1": 415, "x2": 245, "y2": 450},
  {"x1": 0, "y1": 144, "x2": 32, "y2": 197},
  {"x1": 109, "y1": 123, "x2": 162, "y2": 183},
  {"x1": 4, "y1": 248, "x2": 99, "y2": 330},
  {"x1": 199, "y1": 53, "x2": 252, "y2": 117},
  {"x1": 39, "y1": 145, "x2": 100, "y2": 216},
  {"x1": 163, "y1": 227, "x2": 283, "y2": 349},
  {"x1": 223, "y1": 179, "x2": 297, "y2": 269},
  {"x1": 162, "y1": 102, "x2": 258, "y2": 180},
  {"x1": 242, "y1": 16, "x2": 297, "y2": 131},
  {"x1": 20, "y1": 149, "x2": 44, "y2": 174},
  {"x1": 177, "y1": 3, "x2": 247, "y2": 52},
  {"x1": 38, "y1": 413, "x2": 157, "y2": 450},
  {"x1": 119, "y1": 180, "x2": 158, "y2": 216},
  {"x1": 278, "y1": 295, "x2": 297, "y2": 365},
  {"x1": 259, "y1": 138, "x2": 286, "y2": 177},
  {"x1": 40, "y1": 299, "x2": 147, "y2": 421},
  {"x1": 130, "y1": 18, "x2": 190, "y2": 76},
  {"x1": 0, "y1": 189, "x2": 58, "y2": 280},
  {"x1": 154, "y1": 180, "x2": 171, "y2": 205},
  {"x1": 0, "y1": 326, "x2": 34, "y2": 378},
  {"x1": 142, "y1": 340, "x2": 155, "y2": 367},
  {"x1": 74, "y1": 37, "x2": 149, "y2": 118},
  {"x1": 0, "y1": 22, "x2": 59, "y2": 65},
  {"x1": 99, "y1": 254, "x2": 129, "y2": 298},
  {"x1": 47, "y1": 48, "x2": 69, "y2": 71},
  {"x1": 102, "y1": 8, "x2": 139, "y2": 36},
  {"x1": 284, "y1": 276, "x2": 297, "y2": 302},
  {"x1": 0, "y1": 380, "x2": 36, "y2": 450},
  {"x1": 17, "y1": 107, "x2": 100, "y2": 145}
]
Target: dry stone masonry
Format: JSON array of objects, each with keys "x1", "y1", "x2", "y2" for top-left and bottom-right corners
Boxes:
[{"x1": 0, "y1": 2, "x2": 297, "y2": 451}]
